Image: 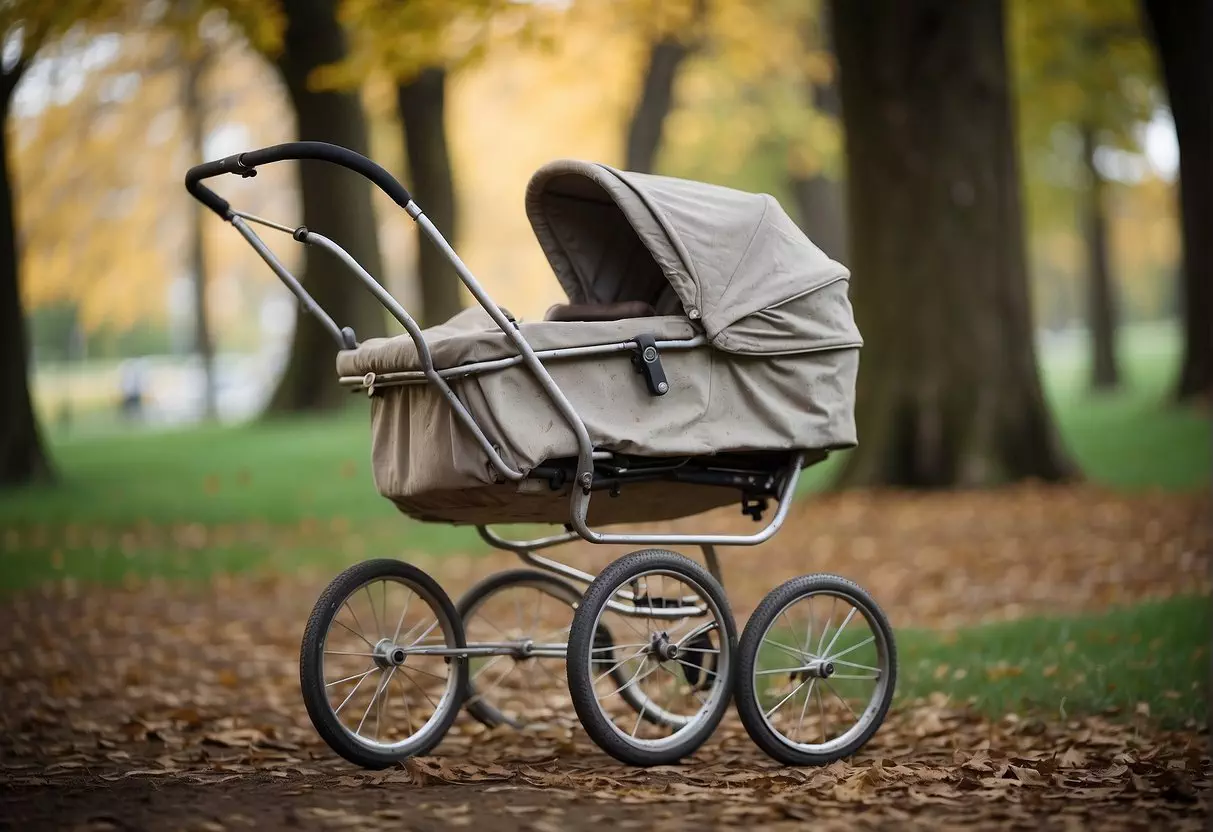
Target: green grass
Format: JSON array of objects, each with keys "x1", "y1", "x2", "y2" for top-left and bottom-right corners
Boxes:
[
  {"x1": 0, "y1": 320, "x2": 1206, "y2": 592},
  {"x1": 757, "y1": 595, "x2": 1209, "y2": 727},
  {"x1": 1037, "y1": 322, "x2": 1211, "y2": 491},
  {"x1": 897, "y1": 595, "x2": 1209, "y2": 726}
]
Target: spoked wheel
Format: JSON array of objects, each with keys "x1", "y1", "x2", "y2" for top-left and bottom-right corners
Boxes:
[
  {"x1": 300, "y1": 559, "x2": 467, "y2": 769},
  {"x1": 566, "y1": 550, "x2": 737, "y2": 766},
  {"x1": 456, "y1": 569, "x2": 580, "y2": 729},
  {"x1": 735, "y1": 574, "x2": 896, "y2": 766}
]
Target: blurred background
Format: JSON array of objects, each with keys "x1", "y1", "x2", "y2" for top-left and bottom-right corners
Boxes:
[
  {"x1": 0, "y1": 0, "x2": 1206, "y2": 443},
  {"x1": 0, "y1": 3, "x2": 1209, "y2": 824}
]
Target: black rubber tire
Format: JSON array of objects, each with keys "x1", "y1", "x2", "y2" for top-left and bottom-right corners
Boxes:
[
  {"x1": 299, "y1": 558, "x2": 467, "y2": 769},
  {"x1": 734, "y1": 574, "x2": 897, "y2": 766},
  {"x1": 456, "y1": 569, "x2": 652, "y2": 729},
  {"x1": 456, "y1": 569, "x2": 579, "y2": 728},
  {"x1": 566, "y1": 549, "x2": 737, "y2": 767}
]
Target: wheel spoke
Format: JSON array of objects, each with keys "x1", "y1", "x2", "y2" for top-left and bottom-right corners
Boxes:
[
  {"x1": 400, "y1": 666, "x2": 441, "y2": 711},
  {"x1": 824, "y1": 679, "x2": 861, "y2": 721},
  {"x1": 830, "y1": 673, "x2": 879, "y2": 680},
  {"x1": 826, "y1": 635, "x2": 876, "y2": 662},
  {"x1": 599, "y1": 657, "x2": 662, "y2": 702},
  {"x1": 593, "y1": 645, "x2": 649, "y2": 685},
  {"x1": 660, "y1": 661, "x2": 707, "y2": 706},
  {"x1": 343, "y1": 601, "x2": 372, "y2": 648},
  {"x1": 794, "y1": 677, "x2": 817, "y2": 743},
  {"x1": 371, "y1": 667, "x2": 396, "y2": 739},
  {"x1": 365, "y1": 584, "x2": 382, "y2": 641},
  {"x1": 405, "y1": 619, "x2": 440, "y2": 649},
  {"x1": 778, "y1": 608, "x2": 804, "y2": 657},
  {"x1": 816, "y1": 677, "x2": 827, "y2": 742},
  {"x1": 333, "y1": 617, "x2": 374, "y2": 649},
  {"x1": 672, "y1": 657, "x2": 718, "y2": 680},
  {"x1": 761, "y1": 638, "x2": 809, "y2": 661},
  {"x1": 815, "y1": 596, "x2": 836, "y2": 657},
  {"x1": 390, "y1": 588, "x2": 414, "y2": 643},
  {"x1": 764, "y1": 676, "x2": 811, "y2": 719},
  {"x1": 466, "y1": 661, "x2": 517, "y2": 706},
  {"x1": 326, "y1": 667, "x2": 377, "y2": 688},
  {"x1": 333, "y1": 666, "x2": 373, "y2": 716},
  {"x1": 831, "y1": 657, "x2": 881, "y2": 673},
  {"x1": 324, "y1": 650, "x2": 376, "y2": 657},
  {"x1": 821, "y1": 607, "x2": 858, "y2": 659},
  {"x1": 356, "y1": 668, "x2": 392, "y2": 736},
  {"x1": 391, "y1": 669, "x2": 413, "y2": 734}
]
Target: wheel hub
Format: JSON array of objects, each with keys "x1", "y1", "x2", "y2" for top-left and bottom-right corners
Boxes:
[
  {"x1": 374, "y1": 638, "x2": 408, "y2": 668},
  {"x1": 650, "y1": 632, "x2": 679, "y2": 662},
  {"x1": 793, "y1": 659, "x2": 834, "y2": 681}
]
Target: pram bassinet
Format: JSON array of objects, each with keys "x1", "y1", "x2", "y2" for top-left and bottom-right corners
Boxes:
[{"x1": 337, "y1": 161, "x2": 862, "y2": 525}]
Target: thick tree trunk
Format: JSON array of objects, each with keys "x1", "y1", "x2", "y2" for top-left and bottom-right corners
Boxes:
[
  {"x1": 397, "y1": 69, "x2": 463, "y2": 327},
  {"x1": 788, "y1": 5, "x2": 847, "y2": 261},
  {"x1": 625, "y1": 39, "x2": 694, "y2": 173},
  {"x1": 830, "y1": 0, "x2": 1076, "y2": 488},
  {"x1": 1080, "y1": 123, "x2": 1120, "y2": 390},
  {"x1": 268, "y1": 0, "x2": 387, "y2": 413},
  {"x1": 182, "y1": 46, "x2": 218, "y2": 419},
  {"x1": 0, "y1": 73, "x2": 54, "y2": 487},
  {"x1": 1141, "y1": 0, "x2": 1213, "y2": 402}
]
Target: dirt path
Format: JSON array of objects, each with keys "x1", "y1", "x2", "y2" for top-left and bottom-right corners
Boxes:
[{"x1": 1, "y1": 486, "x2": 1208, "y2": 829}]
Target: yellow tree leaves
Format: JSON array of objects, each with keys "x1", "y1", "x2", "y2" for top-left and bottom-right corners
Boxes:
[{"x1": 13, "y1": 10, "x2": 297, "y2": 337}]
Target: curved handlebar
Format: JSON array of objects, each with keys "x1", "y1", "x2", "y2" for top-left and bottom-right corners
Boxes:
[{"x1": 184, "y1": 141, "x2": 414, "y2": 220}]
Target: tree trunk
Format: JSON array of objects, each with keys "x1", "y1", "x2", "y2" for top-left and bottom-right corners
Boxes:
[
  {"x1": 1079, "y1": 122, "x2": 1120, "y2": 390},
  {"x1": 182, "y1": 44, "x2": 218, "y2": 419},
  {"x1": 0, "y1": 72, "x2": 55, "y2": 488},
  {"x1": 625, "y1": 38, "x2": 695, "y2": 173},
  {"x1": 1141, "y1": 0, "x2": 1213, "y2": 402},
  {"x1": 397, "y1": 68, "x2": 463, "y2": 327},
  {"x1": 830, "y1": 0, "x2": 1076, "y2": 488},
  {"x1": 788, "y1": 4, "x2": 847, "y2": 261},
  {"x1": 268, "y1": 0, "x2": 387, "y2": 413}
]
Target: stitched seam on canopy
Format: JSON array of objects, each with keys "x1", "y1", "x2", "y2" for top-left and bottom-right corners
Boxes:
[
  {"x1": 716, "y1": 197, "x2": 770, "y2": 315},
  {"x1": 598, "y1": 164, "x2": 702, "y2": 312}
]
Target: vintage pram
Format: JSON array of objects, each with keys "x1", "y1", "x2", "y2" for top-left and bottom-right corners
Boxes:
[{"x1": 185, "y1": 142, "x2": 897, "y2": 770}]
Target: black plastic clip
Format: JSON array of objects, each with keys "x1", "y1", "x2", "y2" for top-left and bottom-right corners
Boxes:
[
  {"x1": 632, "y1": 334, "x2": 669, "y2": 396},
  {"x1": 741, "y1": 494, "x2": 769, "y2": 522}
]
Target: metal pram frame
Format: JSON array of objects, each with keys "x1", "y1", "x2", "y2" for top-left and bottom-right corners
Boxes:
[{"x1": 185, "y1": 141, "x2": 895, "y2": 772}]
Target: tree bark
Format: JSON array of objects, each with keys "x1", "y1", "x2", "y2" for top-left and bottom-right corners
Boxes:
[
  {"x1": 268, "y1": 0, "x2": 387, "y2": 413},
  {"x1": 625, "y1": 37, "x2": 696, "y2": 173},
  {"x1": 1079, "y1": 123, "x2": 1120, "y2": 390},
  {"x1": 397, "y1": 68, "x2": 463, "y2": 327},
  {"x1": 788, "y1": 4, "x2": 847, "y2": 261},
  {"x1": 0, "y1": 70, "x2": 55, "y2": 488},
  {"x1": 830, "y1": 0, "x2": 1076, "y2": 488},
  {"x1": 182, "y1": 44, "x2": 218, "y2": 419},
  {"x1": 1141, "y1": 0, "x2": 1213, "y2": 402}
]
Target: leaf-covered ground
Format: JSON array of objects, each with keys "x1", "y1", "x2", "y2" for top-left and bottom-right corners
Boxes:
[{"x1": 1, "y1": 485, "x2": 1209, "y2": 830}]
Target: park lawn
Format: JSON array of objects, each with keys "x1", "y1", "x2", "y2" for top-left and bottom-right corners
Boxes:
[
  {"x1": 895, "y1": 594, "x2": 1209, "y2": 727},
  {"x1": 0, "y1": 321, "x2": 1207, "y2": 589},
  {"x1": 755, "y1": 594, "x2": 1209, "y2": 728}
]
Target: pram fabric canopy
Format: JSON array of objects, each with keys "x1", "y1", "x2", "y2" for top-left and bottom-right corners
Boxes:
[{"x1": 525, "y1": 161, "x2": 861, "y2": 355}]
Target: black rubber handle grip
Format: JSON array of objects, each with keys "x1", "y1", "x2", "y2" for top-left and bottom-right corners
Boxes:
[{"x1": 185, "y1": 141, "x2": 414, "y2": 220}]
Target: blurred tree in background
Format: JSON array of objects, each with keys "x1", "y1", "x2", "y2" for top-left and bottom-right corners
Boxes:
[
  {"x1": 1013, "y1": 0, "x2": 1157, "y2": 391},
  {"x1": 328, "y1": 0, "x2": 546, "y2": 329},
  {"x1": 830, "y1": 0, "x2": 1076, "y2": 488},
  {"x1": 622, "y1": 0, "x2": 706, "y2": 174},
  {"x1": 0, "y1": 0, "x2": 1201, "y2": 488},
  {"x1": 265, "y1": 0, "x2": 387, "y2": 413},
  {"x1": 1140, "y1": 0, "x2": 1212, "y2": 402}
]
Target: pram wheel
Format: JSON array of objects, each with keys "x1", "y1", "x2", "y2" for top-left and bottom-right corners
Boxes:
[
  {"x1": 300, "y1": 559, "x2": 467, "y2": 769},
  {"x1": 566, "y1": 549, "x2": 736, "y2": 766},
  {"x1": 456, "y1": 569, "x2": 579, "y2": 729},
  {"x1": 734, "y1": 574, "x2": 896, "y2": 766}
]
